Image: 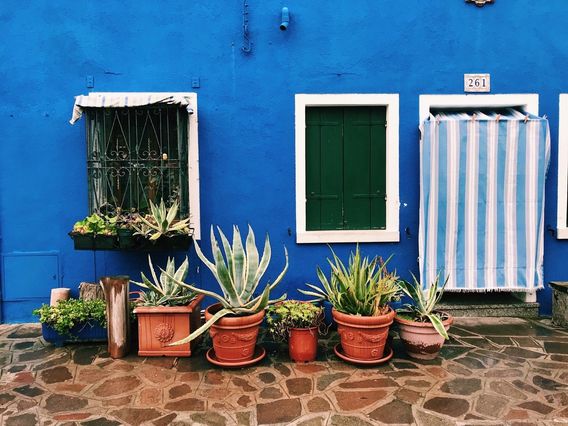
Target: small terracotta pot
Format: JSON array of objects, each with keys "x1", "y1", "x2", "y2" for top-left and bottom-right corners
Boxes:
[
  {"x1": 395, "y1": 313, "x2": 453, "y2": 360},
  {"x1": 288, "y1": 327, "x2": 318, "y2": 363},
  {"x1": 332, "y1": 307, "x2": 395, "y2": 361},
  {"x1": 206, "y1": 303, "x2": 264, "y2": 363},
  {"x1": 50, "y1": 288, "x2": 70, "y2": 306}
]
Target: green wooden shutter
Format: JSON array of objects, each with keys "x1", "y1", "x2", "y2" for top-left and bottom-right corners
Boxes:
[
  {"x1": 343, "y1": 106, "x2": 387, "y2": 230},
  {"x1": 305, "y1": 107, "x2": 343, "y2": 230},
  {"x1": 370, "y1": 107, "x2": 387, "y2": 229}
]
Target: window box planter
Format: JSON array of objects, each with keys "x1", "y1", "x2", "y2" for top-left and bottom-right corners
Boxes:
[
  {"x1": 133, "y1": 294, "x2": 204, "y2": 357},
  {"x1": 69, "y1": 232, "x2": 95, "y2": 250},
  {"x1": 94, "y1": 235, "x2": 117, "y2": 250},
  {"x1": 139, "y1": 234, "x2": 193, "y2": 252},
  {"x1": 117, "y1": 228, "x2": 135, "y2": 249},
  {"x1": 41, "y1": 322, "x2": 107, "y2": 347}
]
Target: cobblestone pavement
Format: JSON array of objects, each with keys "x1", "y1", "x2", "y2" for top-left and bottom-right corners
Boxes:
[{"x1": 0, "y1": 317, "x2": 567, "y2": 425}]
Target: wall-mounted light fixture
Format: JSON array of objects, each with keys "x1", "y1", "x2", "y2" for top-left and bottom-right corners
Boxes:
[
  {"x1": 280, "y1": 7, "x2": 290, "y2": 31},
  {"x1": 466, "y1": 0, "x2": 494, "y2": 6}
]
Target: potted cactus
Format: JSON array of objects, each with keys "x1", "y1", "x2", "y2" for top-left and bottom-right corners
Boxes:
[
  {"x1": 301, "y1": 246, "x2": 400, "y2": 364},
  {"x1": 132, "y1": 256, "x2": 204, "y2": 357},
  {"x1": 395, "y1": 273, "x2": 453, "y2": 360},
  {"x1": 267, "y1": 301, "x2": 325, "y2": 363},
  {"x1": 164, "y1": 225, "x2": 288, "y2": 367}
]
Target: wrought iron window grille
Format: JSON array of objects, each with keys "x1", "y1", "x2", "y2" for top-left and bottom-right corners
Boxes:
[{"x1": 85, "y1": 106, "x2": 189, "y2": 218}]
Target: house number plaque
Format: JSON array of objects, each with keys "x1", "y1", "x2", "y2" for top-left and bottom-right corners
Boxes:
[{"x1": 464, "y1": 74, "x2": 490, "y2": 93}]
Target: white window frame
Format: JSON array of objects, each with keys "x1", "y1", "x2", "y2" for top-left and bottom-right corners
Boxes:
[
  {"x1": 86, "y1": 92, "x2": 201, "y2": 240},
  {"x1": 419, "y1": 94, "x2": 539, "y2": 302},
  {"x1": 295, "y1": 94, "x2": 400, "y2": 244},
  {"x1": 558, "y1": 95, "x2": 568, "y2": 239}
]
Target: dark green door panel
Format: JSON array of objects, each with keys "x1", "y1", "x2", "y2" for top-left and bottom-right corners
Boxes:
[{"x1": 305, "y1": 106, "x2": 387, "y2": 231}]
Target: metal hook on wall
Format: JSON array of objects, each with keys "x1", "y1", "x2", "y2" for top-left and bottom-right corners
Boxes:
[{"x1": 241, "y1": 0, "x2": 252, "y2": 54}]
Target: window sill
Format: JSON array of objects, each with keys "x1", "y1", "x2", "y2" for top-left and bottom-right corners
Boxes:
[
  {"x1": 296, "y1": 230, "x2": 400, "y2": 244},
  {"x1": 557, "y1": 228, "x2": 568, "y2": 239}
]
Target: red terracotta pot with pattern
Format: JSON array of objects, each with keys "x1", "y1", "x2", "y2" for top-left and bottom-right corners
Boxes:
[
  {"x1": 395, "y1": 313, "x2": 453, "y2": 360},
  {"x1": 206, "y1": 303, "x2": 265, "y2": 363},
  {"x1": 134, "y1": 294, "x2": 204, "y2": 357},
  {"x1": 332, "y1": 307, "x2": 395, "y2": 361},
  {"x1": 288, "y1": 327, "x2": 319, "y2": 363}
]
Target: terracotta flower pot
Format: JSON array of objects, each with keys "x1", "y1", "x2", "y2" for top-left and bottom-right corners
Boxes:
[
  {"x1": 332, "y1": 307, "x2": 395, "y2": 361},
  {"x1": 395, "y1": 312, "x2": 453, "y2": 360},
  {"x1": 288, "y1": 327, "x2": 318, "y2": 363},
  {"x1": 134, "y1": 294, "x2": 204, "y2": 357},
  {"x1": 206, "y1": 303, "x2": 264, "y2": 363}
]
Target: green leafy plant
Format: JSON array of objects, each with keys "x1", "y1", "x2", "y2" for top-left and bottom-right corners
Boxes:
[
  {"x1": 131, "y1": 255, "x2": 196, "y2": 307},
  {"x1": 300, "y1": 246, "x2": 400, "y2": 316},
  {"x1": 266, "y1": 301, "x2": 325, "y2": 342},
  {"x1": 133, "y1": 199, "x2": 192, "y2": 240},
  {"x1": 163, "y1": 225, "x2": 288, "y2": 345},
  {"x1": 33, "y1": 299, "x2": 107, "y2": 337},
  {"x1": 396, "y1": 273, "x2": 450, "y2": 339},
  {"x1": 72, "y1": 213, "x2": 117, "y2": 236}
]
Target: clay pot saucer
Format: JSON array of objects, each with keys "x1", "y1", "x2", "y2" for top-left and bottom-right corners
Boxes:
[
  {"x1": 333, "y1": 343, "x2": 393, "y2": 366},
  {"x1": 206, "y1": 345, "x2": 266, "y2": 368}
]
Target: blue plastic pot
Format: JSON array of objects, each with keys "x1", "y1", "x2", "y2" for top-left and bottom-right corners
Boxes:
[{"x1": 41, "y1": 322, "x2": 107, "y2": 347}]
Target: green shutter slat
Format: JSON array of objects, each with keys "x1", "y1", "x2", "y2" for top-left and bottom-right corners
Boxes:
[
  {"x1": 306, "y1": 108, "x2": 322, "y2": 230},
  {"x1": 306, "y1": 107, "x2": 343, "y2": 230},
  {"x1": 343, "y1": 107, "x2": 372, "y2": 229},
  {"x1": 370, "y1": 107, "x2": 387, "y2": 229}
]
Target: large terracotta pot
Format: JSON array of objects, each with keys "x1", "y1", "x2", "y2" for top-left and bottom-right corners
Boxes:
[
  {"x1": 134, "y1": 294, "x2": 204, "y2": 357},
  {"x1": 332, "y1": 307, "x2": 395, "y2": 361},
  {"x1": 395, "y1": 313, "x2": 453, "y2": 360},
  {"x1": 288, "y1": 327, "x2": 318, "y2": 363},
  {"x1": 206, "y1": 303, "x2": 264, "y2": 363}
]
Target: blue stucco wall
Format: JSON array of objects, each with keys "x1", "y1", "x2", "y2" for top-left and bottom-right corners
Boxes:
[{"x1": 1, "y1": 1, "x2": 567, "y2": 321}]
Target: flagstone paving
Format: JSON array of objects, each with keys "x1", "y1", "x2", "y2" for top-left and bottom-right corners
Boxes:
[{"x1": 0, "y1": 317, "x2": 566, "y2": 425}]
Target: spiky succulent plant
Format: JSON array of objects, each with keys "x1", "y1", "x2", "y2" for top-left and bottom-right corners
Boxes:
[
  {"x1": 133, "y1": 199, "x2": 191, "y2": 240},
  {"x1": 300, "y1": 246, "x2": 400, "y2": 316},
  {"x1": 131, "y1": 255, "x2": 196, "y2": 307},
  {"x1": 396, "y1": 272, "x2": 450, "y2": 339},
  {"x1": 163, "y1": 225, "x2": 288, "y2": 345}
]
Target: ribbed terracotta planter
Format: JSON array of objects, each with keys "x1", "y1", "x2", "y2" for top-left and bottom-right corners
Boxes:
[
  {"x1": 206, "y1": 303, "x2": 265, "y2": 363},
  {"x1": 134, "y1": 294, "x2": 204, "y2": 357},
  {"x1": 395, "y1": 313, "x2": 453, "y2": 360},
  {"x1": 333, "y1": 307, "x2": 395, "y2": 361},
  {"x1": 288, "y1": 327, "x2": 318, "y2": 363}
]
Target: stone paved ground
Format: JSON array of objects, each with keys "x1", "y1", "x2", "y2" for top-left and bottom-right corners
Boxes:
[{"x1": 0, "y1": 318, "x2": 567, "y2": 426}]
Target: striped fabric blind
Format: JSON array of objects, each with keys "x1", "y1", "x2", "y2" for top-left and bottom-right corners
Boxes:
[{"x1": 419, "y1": 108, "x2": 550, "y2": 292}]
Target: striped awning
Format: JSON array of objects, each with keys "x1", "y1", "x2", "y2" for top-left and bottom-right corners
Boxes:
[
  {"x1": 70, "y1": 92, "x2": 194, "y2": 124},
  {"x1": 419, "y1": 108, "x2": 550, "y2": 292}
]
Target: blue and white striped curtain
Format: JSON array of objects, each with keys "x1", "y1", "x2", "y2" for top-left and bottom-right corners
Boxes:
[{"x1": 419, "y1": 109, "x2": 550, "y2": 291}]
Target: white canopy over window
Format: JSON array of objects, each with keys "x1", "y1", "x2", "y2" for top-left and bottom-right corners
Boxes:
[{"x1": 70, "y1": 92, "x2": 194, "y2": 124}]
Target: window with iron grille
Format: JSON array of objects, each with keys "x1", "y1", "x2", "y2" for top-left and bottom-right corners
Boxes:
[{"x1": 85, "y1": 106, "x2": 189, "y2": 217}]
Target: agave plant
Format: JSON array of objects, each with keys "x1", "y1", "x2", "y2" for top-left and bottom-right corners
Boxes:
[
  {"x1": 300, "y1": 246, "x2": 400, "y2": 316},
  {"x1": 396, "y1": 272, "x2": 449, "y2": 339},
  {"x1": 131, "y1": 255, "x2": 196, "y2": 307},
  {"x1": 133, "y1": 199, "x2": 192, "y2": 240},
  {"x1": 163, "y1": 225, "x2": 288, "y2": 345}
]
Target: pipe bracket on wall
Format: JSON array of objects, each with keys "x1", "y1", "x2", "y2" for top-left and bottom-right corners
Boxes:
[{"x1": 241, "y1": 0, "x2": 252, "y2": 54}]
